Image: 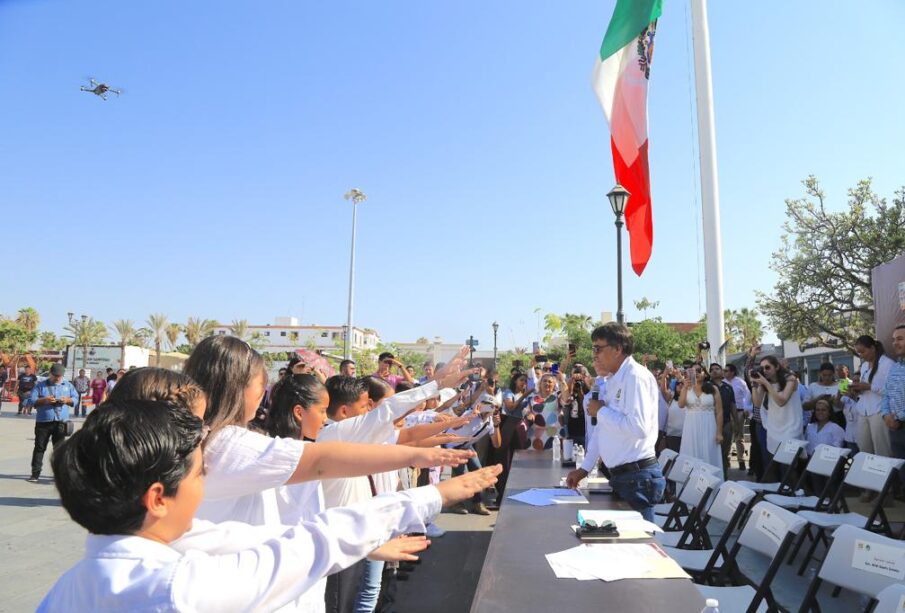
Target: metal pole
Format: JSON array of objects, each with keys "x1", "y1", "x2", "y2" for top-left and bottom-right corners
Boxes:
[
  {"x1": 691, "y1": 0, "x2": 726, "y2": 365},
  {"x1": 344, "y1": 200, "x2": 358, "y2": 360},
  {"x1": 615, "y1": 216, "x2": 625, "y2": 325},
  {"x1": 493, "y1": 328, "x2": 498, "y2": 366}
]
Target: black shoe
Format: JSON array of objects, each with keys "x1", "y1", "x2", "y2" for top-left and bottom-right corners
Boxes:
[
  {"x1": 26, "y1": 475, "x2": 39, "y2": 483},
  {"x1": 738, "y1": 462, "x2": 747, "y2": 472}
]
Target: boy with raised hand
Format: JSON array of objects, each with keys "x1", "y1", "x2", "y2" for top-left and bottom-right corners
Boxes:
[{"x1": 39, "y1": 400, "x2": 501, "y2": 612}]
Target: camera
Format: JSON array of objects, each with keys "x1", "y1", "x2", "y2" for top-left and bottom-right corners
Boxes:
[
  {"x1": 535, "y1": 355, "x2": 548, "y2": 363},
  {"x1": 698, "y1": 341, "x2": 711, "y2": 351},
  {"x1": 750, "y1": 365, "x2": 765, "y2": 379}
]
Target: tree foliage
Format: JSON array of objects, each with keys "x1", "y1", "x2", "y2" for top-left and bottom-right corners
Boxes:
[
  {"x1": 757, "y1": 177, "x2": 905, "y2": 348},
  {"x1": 0, "y1": 318, "x2": 37, "y2": 355}
]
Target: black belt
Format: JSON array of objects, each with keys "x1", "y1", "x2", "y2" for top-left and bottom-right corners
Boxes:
[{"x1": 609, "y1": 456, "x2": 657, "y2": 476}]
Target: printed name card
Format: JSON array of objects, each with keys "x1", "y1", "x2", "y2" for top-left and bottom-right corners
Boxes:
[
  {"x1": 694, "y1": 474, "x2": 709, "y2": 496},
  {"x1": 818, "y1": 446, "x2": 843, "y2": 462},
  {"x1": 724, "y1": 487, "x2": 743, "y2": 511},
  {"x1": 754, "y1": 508, "x2": 785, "y2": 547},
  {"x1": 680, "y1": 460, "x2": 694, "y2": 475},
  {"x1": 863, "y1": 455, "x2": 895, "y2": 477},
  {"x1": 851, "y1": 539, "x2": 905, "y2": 580},
  {"x1": 783, "y1": 440, "x2": 803, "y2": 455}
]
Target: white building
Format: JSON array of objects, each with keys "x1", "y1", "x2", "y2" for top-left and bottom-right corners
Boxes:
[
  {"x1": 212, "y1": 317, "x2": 380, "y2": 354},
  {"x1": 395, "y1": 337, "x2": 495, "y2": 366},
  {"x1": 65, "y1": 345, "x2": 153, "y2": 376}
]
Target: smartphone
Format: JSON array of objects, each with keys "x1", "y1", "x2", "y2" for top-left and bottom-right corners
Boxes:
[
  {"x1": 567, "y1": 342, "x2": 577, "y2": 356},
  {"x1": 551, "y1": 363, "x2": 559, "y2": 374},
  {"x1": 686, "y1": 367, "x2": 696, "y2": 382},
  {"x1": 666, "y1": 359, "x2": 674, "y2": 370},
  {"x1": 536, "y1": 355, "x2": 548, "y2": 363},
  {"x1": 532, "y1": 341, "x2": 540, "y2": 353}
]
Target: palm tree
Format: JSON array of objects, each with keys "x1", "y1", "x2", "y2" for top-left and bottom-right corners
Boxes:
[
  {"x1": 112, "y1": 319, "x2": 137, "y2": 369},
  {"x1": 735, "y1": 308, "x2": 763, "y2": 349},
  {"x1": 16, "y1": 307, "x2": 40, "y2": 334},
  {"x1": 166, "y1": 323, "x2": 182, "y2": 351},
  {"x1": 146, "y1": 314, "x2": 169, "y2": 367},
  {"x1": 65, "y1": 317, "x2": 108, "y2": 369},
  {"x1": 230, "y1": 319, "x2": 249, "y2": 341},
  {"x1": 184, "y1": 317, "x2": 218, "y2": 349}
]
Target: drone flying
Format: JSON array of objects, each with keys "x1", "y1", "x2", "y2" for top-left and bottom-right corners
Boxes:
[{"x1": 80, "y1": 78, "x2": 122, "y2": 100}]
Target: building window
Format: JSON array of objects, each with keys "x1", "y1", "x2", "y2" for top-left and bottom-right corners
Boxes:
[
  {"x1": 332, "y1": 332, "x2": 340, "y2": 339},
  {"x1": 264, "y1": 331, "x2": 270, "y2": 337},
  {"x1": 280, "y1": 331, "x2": 287, "y2": 337},
  {"x1": 321, "y1": 331, "x2": 328, "y2": 338},
  {"x1": 218, "y1": 330, "x2": 226, "y2": 335}
]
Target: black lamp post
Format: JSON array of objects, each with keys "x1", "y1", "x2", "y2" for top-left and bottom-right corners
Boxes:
[
  {"x1": 606, "y1": 184, "x2": 630, "y2": 326},
  {"x1": 491, "y1": 321, "x2": 499, "y2": 367}
]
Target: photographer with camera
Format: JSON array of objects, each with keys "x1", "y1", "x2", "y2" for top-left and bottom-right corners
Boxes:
[{"x1": 750, "y1": 354, "x2": 801, "y2": 477}]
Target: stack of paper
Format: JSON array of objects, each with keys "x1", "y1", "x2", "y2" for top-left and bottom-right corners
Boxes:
[
  {"x1": 545, "y1": 543, "x2": 690, "y2": 581},
  {"x1": 507, "y1": 488, "x2": 589, "y2": 506}
]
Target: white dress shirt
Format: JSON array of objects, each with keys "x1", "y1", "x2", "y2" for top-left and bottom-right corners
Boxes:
[
  {"x1": 857, "y1": 356, "x2": 894, "y2": 416},
  {"x1": 727, "y1": 376, "x2": 753, "y2": 412},
  {"x1": 38, "y1": 488, "x2": 441, "y2": 613},
  {"x1": 581, "y1": 356, "x2": 659, "y2": 471},
  {"x1": 804, "y1": 421, "x2": 845, "y2": 455},
  {"x1": 318, "y1": 382, "x2": 439, "y2": 509}
]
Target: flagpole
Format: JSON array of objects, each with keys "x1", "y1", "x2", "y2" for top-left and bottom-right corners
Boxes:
[{"x1": 690, "y1": 0, "x2": 726, "y2": 364}]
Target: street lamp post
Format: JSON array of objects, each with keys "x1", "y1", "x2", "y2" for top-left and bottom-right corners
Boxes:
[
  {"x1": 80, "y1": 314, "x2": 88, "y2": 374},
  {"x1": 606, "y1": 185, "x2": 630, "y2": 326},
  {"x1": 492, "y1": 322, "x2": 499, "y2": 367},
  {"x1": 66, "y1": 313, "x2": 77, "y2": 380},
  {"x1": 342, "y1": 189, "x2": 367, "y2": 360}
]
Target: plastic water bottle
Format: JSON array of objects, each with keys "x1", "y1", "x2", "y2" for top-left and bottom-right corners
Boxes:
[
  {"x1": 574, "y1": 445, "x2": 584, "y2": 468},
  {"x1": 552, "y1": 434, "x2": 561, "y2": 462},
  {"x1": 701, "y1": 598, "x2": 719, "y2": 613}
]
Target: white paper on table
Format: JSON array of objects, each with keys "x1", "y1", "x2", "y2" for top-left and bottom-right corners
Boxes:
[
  {"x1": 545, "y1": 543, "x2": 689, "y2": 582},
  {"x1": 577, "y1": 509, "x2": 643, "y2": 524},
  {"x1": 508, "y1": 488, "x2": 589, "y2": 506},
  {"x1": 851, "y1": 539, "x2": 905, "y2": 580}
]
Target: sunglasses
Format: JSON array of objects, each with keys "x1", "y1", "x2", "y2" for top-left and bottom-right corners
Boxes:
[{"x1": 591, "y1": 344, "x2": 610, "y2": 354}]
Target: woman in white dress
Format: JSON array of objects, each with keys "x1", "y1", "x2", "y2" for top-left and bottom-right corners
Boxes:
[{"x1": 678, "y1": 365, "x2": 723, "y2": 470}]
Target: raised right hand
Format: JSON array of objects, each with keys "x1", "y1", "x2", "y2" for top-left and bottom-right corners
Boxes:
[{"x1": 436, "y1": 465, "x2": 502, "y2": 508}]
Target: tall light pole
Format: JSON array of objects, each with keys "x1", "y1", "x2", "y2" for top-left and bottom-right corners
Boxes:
[
  {"x1": 343, "y1": 188, "x2": 367, "y2": 360},
  {"x1": 607, "y1": 185, "x2": 630, "y2": 326},
  {"x1": 492, "y1": 321, "x2": 499, "y2": 367}
]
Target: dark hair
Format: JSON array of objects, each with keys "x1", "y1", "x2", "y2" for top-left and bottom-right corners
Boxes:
[
  {"x1": 759, "y1": 355, "x2": 790, "y2": 389},
  {"x1": 818, "y1": 362, "x2": 835, "y2": 373},
  {"x1": 339, "y1": 359, "x2": 355, "y2": 370},
  {"x1": 267, "y1": 374, "x2": 326, "y2": 439},
  {"x1": 896, "y1": 323, "x2": 905, "y2": 331},
  {"x1": 395, "y1": 381, "x2": 415, "y2": 394},
  {"x1": 183, "y1": 336, "x2": 266, "y2": 439},
  {"x1": 106, "y1": 367, "x2": 205, "y2": 412},
  {"x1": 363, "y1": 375, "x2": 393, "y2": 405},
  {"x1": 726, "y1": 364, "x2": 739, "y2": 376},
  {"x1": 423, "y1": 360, "x2": 433, "y2": 368},
  {"x1": 52, "y1": 400, "x2": 202, "y2": 535},
  {"x1": 378, "y1": 352, "x2": 394, "y2": 362},
  {"x1": 591, "y1": 323, "x2": 634, "y2": 355},
  {"x1": 509, "y1": 373, "x2": 527, "y2": 393},
  {"x1": 325, "y1": 375, "x2": 369, "y2": 417},
  {"x1": 854, "y1": 334, "x2": 885, "y2": 383}
]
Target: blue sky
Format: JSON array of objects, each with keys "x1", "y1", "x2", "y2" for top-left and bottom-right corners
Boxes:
[{"x1": 3, "y1": 1, "x2": 904, "y2": 350}]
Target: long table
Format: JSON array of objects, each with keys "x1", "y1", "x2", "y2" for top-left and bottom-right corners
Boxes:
[{"x1": 469, "y1": 450, "x2": 707, "y2": 612}]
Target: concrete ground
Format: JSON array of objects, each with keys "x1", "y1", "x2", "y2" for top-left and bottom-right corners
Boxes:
[{"x1": 1, "y1": 401, "x2": 902, "y2": 612}]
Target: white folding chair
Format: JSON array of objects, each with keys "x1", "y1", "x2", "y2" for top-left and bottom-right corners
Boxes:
[
  {"x1": 660, "y1": 481, "x2": 757, "y2": 584},
  {"x1": 653, "y1": 454, "x2": 700, "y2": 516},
  {"x1": 659, "y1": 447, "x2": 679, "y2": 475},
  {"x1": 764, "y1": 444, "x2": 851, "y2": 511},
  {"x1": 790, "y1": 453, "x2": 905, "y2": 577},
  {"x1": 695, "y1": 501, "x2": 808, "y2": 613},
  {"x1": 798, "y1": 524, "x2": 905, "y2": 612},
  {"x1": 735, "y1": 438, "x2": 808, "y2": 496},
  {"x1": 873, "y1": 583, "x2": 905, "y2": 613},
  {"x1": 653, "y1": 468, "x2": 722, "y2": 540},
  {"x1": 656, "y1": 463, "x2": 723, "y2": 531}
]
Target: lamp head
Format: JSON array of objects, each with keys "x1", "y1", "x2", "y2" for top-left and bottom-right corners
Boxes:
[{"x1": 606, "y1": 184, "x2": 630, "y2": 218}]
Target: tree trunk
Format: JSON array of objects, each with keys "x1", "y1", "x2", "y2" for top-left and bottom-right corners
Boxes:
[
  {"x1": 83, "y1": 344, "x2": 88, "y2": 370},
  {"x1": 156, "y1": 342, "x2": 161, "y2": 366},
  {"x1": 120, "y1": 344, "x2": 126, "y2": 370}
]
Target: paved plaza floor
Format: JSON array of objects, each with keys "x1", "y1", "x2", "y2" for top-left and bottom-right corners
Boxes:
[{"x1": 1, "y1": 401, "x2": 901, "y2": 612}]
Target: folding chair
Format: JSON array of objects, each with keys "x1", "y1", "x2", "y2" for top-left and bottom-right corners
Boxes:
[
  {"x1": 798, "y1": 524, "x2": 905, "y2": 613},
  {"x1": 655, "y1": 462, "x2": 722, "y2": 531},
  {"x1": 653, "y1": 454, "x2": 702, "y2": 517},
  {"x1": 764, "y1": 444, "x2": 851, "y2": 512},
  {"x1": 695, "y1": 501, "x2": 808, "y2": 613},
  {"x1": 735, "y1": 438, "x2": 809, "y2": 496},
  {"x1": 658, "y1": 447, "x2": 679, "y2": 500},
  {"x1": 659, "y1": 481, "x2": 757, "y2": 585},
  {"x1": 653, "y1": 468, "x2": 722, "y2": 543},
  {"x1": 873, "y1": 583, "x2": 905, "y2": 613},
  {"x1": 790, "y1": 453, "x2": 905, "y2": 577}
]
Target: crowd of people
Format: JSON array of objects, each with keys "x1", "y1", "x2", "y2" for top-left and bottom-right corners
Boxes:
[{"x1": 5, "y1": 320, "x2": 904, "y2": 610}]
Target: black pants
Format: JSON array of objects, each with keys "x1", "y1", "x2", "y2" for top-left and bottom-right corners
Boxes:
[
  {"x1": 325, "y1": 559, "x2": 365, "y2": 613},
  {"x1": 32, "y1": 421, "x2": 67, "y2": 478}
]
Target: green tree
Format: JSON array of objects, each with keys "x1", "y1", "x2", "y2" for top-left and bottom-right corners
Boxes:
[
  {"x1": 166, "y1": 323, "x2": 182, "y2": 351},
  {"x1": 230, "y1": 319, "x2": 249, "y2": 341},
  {"x1": 633, "y1": 297, "x2": 660, "y2": 320},
  {"x1": 146, "y1": 314, "x2": 169, "y2": 367},
  {"x1": 0, "y1": 318, "x2": 37, "y2": 356},
  {"x1": 757, "y1": 176, "x2": 905, "y2": 349},
  {"x1": 16, "y1": 307, "x2": 40, "y2": 336},
  {"x1": 184, "y1": 317, "x2": 218, "y2": 349},
  {"x1": 39, "y1": 331, "x2": 66, "y2": 351}
]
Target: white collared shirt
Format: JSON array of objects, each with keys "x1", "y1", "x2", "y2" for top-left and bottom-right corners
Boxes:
[
  {"x1": 39, "y1": 487, "x2": 441, "y2": 613},
  {"x1": 581, "y1": 356, "x2": 659, "y2": 471},
  {"x1": 727, "y1": 376, "x2": 753, "y2": 411}
]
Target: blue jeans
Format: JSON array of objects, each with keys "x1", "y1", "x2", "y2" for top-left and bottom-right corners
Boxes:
[
  {"x1": 609, "y1": 464, "x2": 665, "y2": 522},
  {"x1": 451, "y1": 446, "x2": 483, "y2": 503},
  {"x1": 354, "y1": 559, "x2": 385, "y2": 613}
]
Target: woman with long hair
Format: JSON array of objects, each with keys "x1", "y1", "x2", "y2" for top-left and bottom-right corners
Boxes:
[
  {"x1": 678, "y1": 365, "x2": 723, "y2": 469},
  {"x1": 751, "y1": 355, "x2": 801, "y2": 467},
  {"x1": 850, "y1": 334, "x2": 894, "y2": 460}
]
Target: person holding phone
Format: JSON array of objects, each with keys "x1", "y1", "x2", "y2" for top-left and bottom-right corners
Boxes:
[
  {"x1": 26, "y1": 363, "x2": 77, "y2": 482},
  {"x1": 677, "y1": 365, "x2": 723, "y2": 471}
]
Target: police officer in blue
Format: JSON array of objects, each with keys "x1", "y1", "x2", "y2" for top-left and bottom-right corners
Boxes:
[{"x1": 27, "y1": 363, "x2": 78, "y2": 482}]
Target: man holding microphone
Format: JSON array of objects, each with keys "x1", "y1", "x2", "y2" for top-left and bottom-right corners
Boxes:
[{"x1": 566, "y1": 323, "x2": 665, "y2": 521}]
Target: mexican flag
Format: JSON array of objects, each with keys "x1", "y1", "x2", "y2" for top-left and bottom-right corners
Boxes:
[{"x1": 593, "y1": 0, "x2": 662, "y2": 276}]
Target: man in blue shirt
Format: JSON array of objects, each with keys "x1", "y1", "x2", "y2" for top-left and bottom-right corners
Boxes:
[
  {"x1": 881, "y1": 324, "x2": 905, "y2": 465},
  {"x1": 27, "y1": 363, "x2": 77, "y2": 482}
]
